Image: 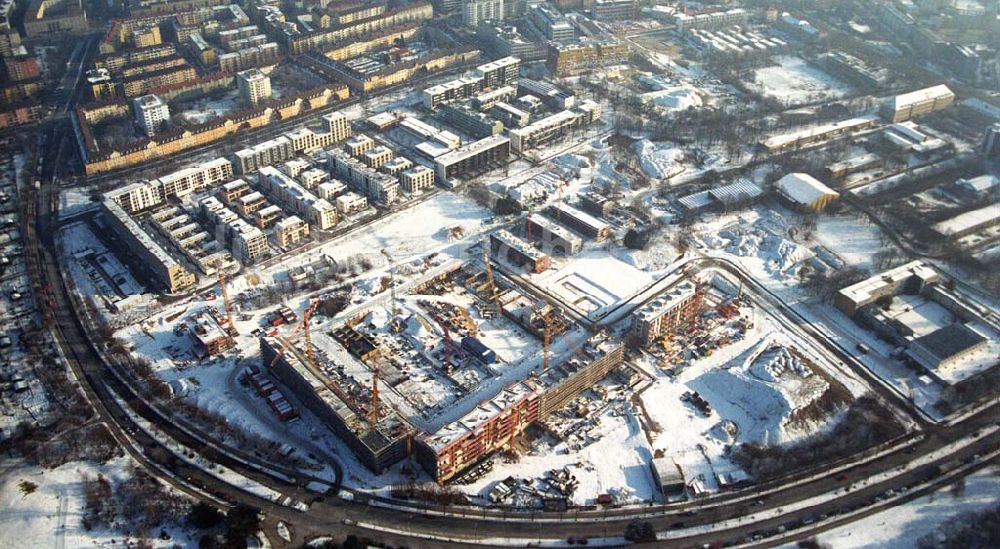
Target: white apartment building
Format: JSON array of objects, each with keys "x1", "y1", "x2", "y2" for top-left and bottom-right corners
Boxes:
[
  {"x1": 462, "y1": 0, "x2": 505, "y2": 27},
  {"x1": 133, "y1": 94, "x2": 170, "y2": 136},
  {"x1": 399, "y1": 165, "x2": 434, "y2": 193},
  {"x1": 237, "y1": 68, "x2": 271, "y2": 105}
]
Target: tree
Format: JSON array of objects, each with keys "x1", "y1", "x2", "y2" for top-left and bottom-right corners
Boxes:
[
  {"x1": 224, "y1": 504, "x2": 261, "y2": 544},
  {"x1": 623, "y1": 228, "x2": 651, "y2": 250},
  {"x1": 188, "y1": 502, "x2": 224, "y2": 529}
]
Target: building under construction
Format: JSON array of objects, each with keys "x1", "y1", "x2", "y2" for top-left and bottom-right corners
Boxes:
[
  {"x1": 261, "y1": 337, "x2": 412, "y2": 473},
  {"x1": 489, "y1": 229, "x2": 551, "y2": 273},
  {"x1": 536, "y1": 340, "x2": 625, "y2": 418},
  {"x1": 632, "y1": 281, "x2": 702, "y2": 346}
]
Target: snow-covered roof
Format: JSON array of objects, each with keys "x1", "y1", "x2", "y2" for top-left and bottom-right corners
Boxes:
[
  {"x1": 775, "y1": 173, "x2": 838, "y2": 206},
  {"x1": 885, "y1": 85, "x2": 954, "y2": 112},
  {"x1": 932, "y1": 204, "x2": 1000, "y2": 237},
  {"x1": 957, "y1": 175, "x2": 999, "y2": 194}
]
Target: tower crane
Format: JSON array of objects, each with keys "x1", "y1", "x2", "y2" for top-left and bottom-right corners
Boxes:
[
  {"x1": 481, "y1": 244, "x2": 501, "y2": 314},
  {"x1": 369, "y1": 365, "x2": 381, "y2": 424},
  {"x1": 267, "y1": 300, "x2": 319, "y2": 370},
  {"x1": 216, "y1": 259, "x2": 236, "y2": 335},
  {"x1": 302, "y1": 299, "x2": 320, "y2": 367},
  {"x1": 379, "y1": 248, "x2": 400, "y2": 316},
  {"x1": 433, "y1": 314, "x2": 453, "y2": 372}
]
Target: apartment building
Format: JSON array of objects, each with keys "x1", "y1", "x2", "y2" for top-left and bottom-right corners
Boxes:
[
  {"x1": 632, "y1": 281, "x2": 699, "y2": 346},
  {"x1": 102, "y1": 199, "x2": 196, "y2": 292},
  {"x1": 258, "y1": 166, "x2": 340, "y2": 230},
  {"x1": 218, "y1": 42, "x2": 280, "y2": 73},
  {"x1": 439, "y1": 102, "x2": 504, "y2": 139},
  {"x1": 133, "y1": 94, "x2": 170, "y2": 137},
  {"x1": 336, "y1": 191, "x2": 368, "y2": 214},
  {"x1": 433, "y1": 135, "x2": 510, "y2": 182},
  {"x1": 508, "y1": 110, "x2": 581, "y2": 151},
  {"x1": 380, "y1": 156, "x2": 413, "y2": 176},
  {"x1": 399, "y1": 165, "x2": 435, "y2": 193},
  {"x1": 324, "y1": 110, "x2": 353, "y2": 143},
  {"x1": 237, "y1": 68, "x2": 272, "y2": 105},
  {"x1": 880, "y1": 84, "x2": 955, "y2": 123},
  {"x1": 328, "y1": 148, "x2": 400, "y2": 205},
  {"x1": 345, "y1": 134, "x2": 375, "y2": 156},
  {"x1": 273, "y1": 215, "x2": 310, "y2": 248},
  {"x1": 547, "y1": 37, "x2": 627, "y2": 77},
  {"x1": 254, "y1": 204, "x2": 283, "y2": 228},
  {"x1": 462, "y1": 0, "x2": 504, "y2": 27},
  {"x1": 422, "y1": 56, "x2": 520, "y2": 108},
  {"x1": 362, "y1": 145, "x2": 394, "y2": 169},
  {"x1": 107, "y1": 157, "x2": 234, "y2": 214},
  {"x1": 592, "y1": 0, "x2": 636, "y2": 20}
]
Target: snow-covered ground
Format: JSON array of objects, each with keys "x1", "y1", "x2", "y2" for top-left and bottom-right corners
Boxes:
[
  {"x1": 748, "y1": 56, "x2": 853, "y2": 105},
  {"x1": 0, "y1": 458, "x2": 195, "y2": 549},
  {"x1": 782, "y1": 465, "x2": 1000, "y2": 549}
]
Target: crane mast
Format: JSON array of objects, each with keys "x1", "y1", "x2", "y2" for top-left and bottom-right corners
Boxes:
[
  {"x1": 380, "y1": 249, "x2": 400, "y2": 315},
  {"x1": 482, "y1": 244, "x2": 501, "y2": 314},
  {"x1": 216, "y1": 259, "x2": 236, "y2": 335}
]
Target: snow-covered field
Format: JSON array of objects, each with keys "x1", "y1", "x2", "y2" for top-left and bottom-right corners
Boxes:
[
  {"x1": 0, "y1": 458, "x2": 194, "y2": 549},
  {"x1": 783, "y1": 465, "x2": 1000, "y2": 549},
  {"x1": 748, "y1": 56, "x2": 853, "y2": 105}
]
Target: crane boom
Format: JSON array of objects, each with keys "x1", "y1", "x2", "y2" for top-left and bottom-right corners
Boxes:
[
  {"x1": 267, "y1": 300, "x2": 318, "y2": 370},
  {"x1": 216, "y1": 259, "x2": 236, "y2": 335}
]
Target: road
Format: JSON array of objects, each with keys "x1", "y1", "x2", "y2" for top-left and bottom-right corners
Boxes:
[
  {"x1": 17, "y1": 44, "x2": 1000, "y2": 546},
  {"x1": 24, "y1": 159, "x2": 1000, "y2": 546}
]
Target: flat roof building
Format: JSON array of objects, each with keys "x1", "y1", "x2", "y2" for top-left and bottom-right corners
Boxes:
[
  {"x1": 434, "y1": 135, "x2": 510, "y2": 183},
  {"x1": 881, "y1": 84, "x2": 955, "y2": 123},
  {"x1": 548, "y1": 202, "x2": 611, "y2": 241},
  {"x1": 633, "y1": 281, "x2": 699, "y2": 346}
]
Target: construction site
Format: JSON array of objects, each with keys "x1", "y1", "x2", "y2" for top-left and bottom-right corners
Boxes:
[{"x1": 253, "y1": 235, "x2": 632, "y2": 485}]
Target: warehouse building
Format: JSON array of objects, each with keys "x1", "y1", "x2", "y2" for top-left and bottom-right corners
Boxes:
[
  {"x1": 931, "y1": 204, "x2": 1000, "y2": 240},
  {"x1": 880, "y1": 84, "x2": 955, "y2": 123},
  {"x1": 677, "y1": 180, "x2": 763, "y2": 214},
  {"x1": 774, "y1": 173, "x2": 839, "y2": 213},
  {"x1": 904, "y1": 324, "x2": 988, "y2": 377},
  {"x1": 835, "y1": 261, "x2": 940, "y2": 317}
]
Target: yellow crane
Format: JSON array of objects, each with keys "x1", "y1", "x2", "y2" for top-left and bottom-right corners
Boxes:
[
  {"x1": 216, "y1": 259, "x2": 236, "y2": 335},
  {"x1": 302, "y1": 299, "x2": 320, "y2": 368},
  {"x1": 481, "y1": 243, "x2": 501, "y2": 315}
]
